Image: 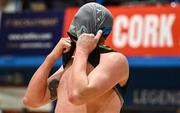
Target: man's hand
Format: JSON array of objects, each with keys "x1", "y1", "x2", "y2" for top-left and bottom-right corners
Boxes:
[
  {"x1": 76, "y1": 30, "x2": 102, "y2": 54},
  {"x1": 50, "y1": 37, "x2": 72, "y2": 60}
]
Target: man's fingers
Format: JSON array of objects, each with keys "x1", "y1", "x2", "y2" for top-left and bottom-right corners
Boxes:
[
  {"x1": 63, "y1": 42, "x2": 71, "y2": 53},
  {"x1": 94, "y1": 30, "x2": 103, "y2": 42},
  {"x1": 65, "y1": 39, "x2": 71, "y2": 43},
  {"x1": 89, "y1": 34, "x2": 95, "y2": 37},
  {"x1": 63, "y1": 47, "x2": 71, "y2": 53}
]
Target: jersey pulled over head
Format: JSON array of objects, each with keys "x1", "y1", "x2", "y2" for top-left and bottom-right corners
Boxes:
[
  {"x1": 63, "y1": 2, "x2": 113, "y2": 68},
  {"x1": 68, "y1": 2, "x2": 113, "y2": 40}
]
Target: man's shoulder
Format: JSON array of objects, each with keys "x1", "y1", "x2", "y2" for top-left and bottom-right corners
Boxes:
[
  {"x1": 100, "y1": 52, "x2": 129, "y2": 83},
  {"x1": 101, "y1": 52, "x2": 128, "y2": 66}
]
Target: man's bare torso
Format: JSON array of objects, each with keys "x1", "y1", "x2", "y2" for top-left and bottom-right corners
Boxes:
[{"x1": 55, "y1": 53, "x2": 123, "y2": 113}]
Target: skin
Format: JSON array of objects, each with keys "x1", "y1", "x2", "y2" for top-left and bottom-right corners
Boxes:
[{"x1": 23, "y1": 30, "x2": 129, "y2": 113}]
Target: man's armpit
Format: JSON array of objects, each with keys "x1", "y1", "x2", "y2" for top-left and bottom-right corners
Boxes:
[{"x1": 48, "y1": 79, "x2": 59, "y2": 100}]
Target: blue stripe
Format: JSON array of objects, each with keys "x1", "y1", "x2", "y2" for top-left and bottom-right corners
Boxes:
[
  {"x1": 128, "y1": 57, "x2": 180, "y2": 67},
  {"x1": 0, "y1": 56, "x2": 180, "y2": 68},
  {"x1": 0, "y1": 56, "x2": 62, "y2": 68}
]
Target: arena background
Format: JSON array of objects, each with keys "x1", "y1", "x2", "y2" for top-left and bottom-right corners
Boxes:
[{"x1": 0, "y1": 0, "x2": 180, "y2": 113}]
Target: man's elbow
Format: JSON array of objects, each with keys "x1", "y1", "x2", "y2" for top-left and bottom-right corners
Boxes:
[
  {"x1": 23, "y1": 96, "x2": 41, "y2": 108},
  {"x1": 68, "y1": 91, "x2": 86, "y2": 105}
]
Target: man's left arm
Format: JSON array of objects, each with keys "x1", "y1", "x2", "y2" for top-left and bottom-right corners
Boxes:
[{"x1": 67, "y1": 31, "x2": 129, "y2": 105}]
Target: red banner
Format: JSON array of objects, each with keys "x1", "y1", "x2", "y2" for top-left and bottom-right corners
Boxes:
[{"x1": 63, "y1": 5, "x2": 180, "y2": 56}]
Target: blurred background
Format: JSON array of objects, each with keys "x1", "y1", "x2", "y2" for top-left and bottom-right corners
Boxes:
[{"x1": 0, "y1": 0, "x2": 180, "y2": 113}]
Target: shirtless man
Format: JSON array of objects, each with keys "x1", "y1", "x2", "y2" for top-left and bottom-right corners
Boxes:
[{"x1": 23, "y1": 3, "x2": 129, "y2": 113}]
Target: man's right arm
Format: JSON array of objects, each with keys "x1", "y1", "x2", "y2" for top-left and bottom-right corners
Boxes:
[
  {"x1": 23, "y1": 38, "x2": 71, "y2": 108},
  {"x1": 23, "y1": 55, "x2": 58, "y2": 108}
]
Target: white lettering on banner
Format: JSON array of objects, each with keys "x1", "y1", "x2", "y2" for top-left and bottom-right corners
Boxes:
[
  {"x1": 129, "y1": 15, "x2": 143, "y2": 48},
  {"x1": 7, "y1": 42, "x2": 52, "y2": 49},
  {"x1": 133, "y1": 89, "x2": 180, "y2": 105},
  {"x1": 159, "y1": 14, "x2": 175, "y2": 47},
  {"x1": 8, "y1": 33, "x2": 52, "y2": 41},
  {"x1": 143, "y1": 15, "x2": 159, "y2": 48},
  {"x1": 113, "y1": 15, "x2": 128, "y2": 48},
  {"x1": 113, "y1": 14, "x2": 176, "y2": 48}
]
